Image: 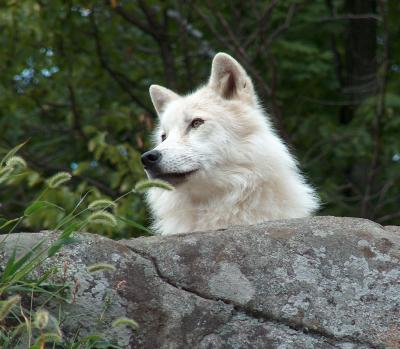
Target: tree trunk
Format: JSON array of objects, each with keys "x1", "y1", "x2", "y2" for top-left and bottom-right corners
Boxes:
[{"x1": 341, "y1": 0, "x2": 377, "y2": 124}]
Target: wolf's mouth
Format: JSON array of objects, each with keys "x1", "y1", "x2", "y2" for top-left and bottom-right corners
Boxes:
[{"x1": 149, "y1": 169, "x2": 198, "y2": 185}]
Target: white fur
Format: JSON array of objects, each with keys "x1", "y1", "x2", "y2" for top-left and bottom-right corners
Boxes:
[{"x1": 146, "y1": 53, "x2": 319, "y2": 235}]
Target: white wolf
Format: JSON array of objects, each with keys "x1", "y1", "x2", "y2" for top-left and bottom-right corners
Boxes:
[{"x1": 142, "y1": 52, "x2": 319, "y2": 235}]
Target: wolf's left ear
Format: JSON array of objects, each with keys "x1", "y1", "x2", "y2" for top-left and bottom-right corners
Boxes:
[
  {"x1": 209, "y1": 53, "x2": 255, "y2": 103},
  {"x1": 149, "y1": 85, "x2": 180, "y2": 116}
]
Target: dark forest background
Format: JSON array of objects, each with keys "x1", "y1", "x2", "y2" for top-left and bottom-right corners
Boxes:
[{"x1": 1, "y1": 0, "x2": 399, "y2": 238}]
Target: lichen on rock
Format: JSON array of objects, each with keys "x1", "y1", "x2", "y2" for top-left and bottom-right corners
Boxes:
[{"x1": 1, "y1": 216, "x2": 399, "y2": 348}]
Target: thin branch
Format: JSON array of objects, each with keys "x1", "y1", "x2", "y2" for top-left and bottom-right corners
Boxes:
[
  {"x1": 325, "y1": 0, "x2": 344, "y2": 87},
  {"x1": 213, "y1": 10, "x2": 251, "y2": 63},
  {"x1": 175, "y1": 1, "x2": 195, "y2": 88},
  {"x1": 113, "y1": 3, "x2": 157, "y2": 38},
  {"x1": 194, "y1": 5, "x2": 236, "y2": 52},
  {"x1": 243, "y1": 0, "x2": 279, "y2": 49},
  {"x1": 112, "y1": 1, "x2": 177, "y2": 88},
  {"x1": 67, "y1": 83, "x2": 86, "y2": 140},
  {"x1": 201, "y1": 2, "x2": 272, "y2": 96},
  {"x1": 137, "y1": 0, "x2": 161, "y2": 32},
  {"x1": 91, "y1": 14, "x2": 152, "y2": 113},
  {"x1": 376, "y1": 211, "x2": 400, "y2": 224},
  {"x1": 194, "y1": 3, "x2": 293, "y2": 143},
  {"x1": 316, "y1": 14, "x2": 382, "y2": 23},
  {"x1": 263, "y1": 3, "x2": 298, "y2": 50},
  {"x1": 373, "y1": 180, "x2": 395, "y2": 214},
  {"x1": 360, "y1": 0, "x2": 389, "y2": 218}
]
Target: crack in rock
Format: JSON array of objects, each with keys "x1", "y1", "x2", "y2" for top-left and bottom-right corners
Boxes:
[{"x1": 124, "y1": 244, "x2": 379, "y2": 348}]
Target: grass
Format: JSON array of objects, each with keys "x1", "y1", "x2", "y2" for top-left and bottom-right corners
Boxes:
[{"x1": 0, "y1": 143, "x2": 171, "y2": 348}]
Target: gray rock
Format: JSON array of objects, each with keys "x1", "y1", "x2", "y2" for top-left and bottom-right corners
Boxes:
[{"x1": 1, "y1": 216, "x2": 399, "y2": 348}]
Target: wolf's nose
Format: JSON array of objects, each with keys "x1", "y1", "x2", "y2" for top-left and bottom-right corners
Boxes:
[{"x1": 141, "y1": 150, "x2": 162, "y2": 167}]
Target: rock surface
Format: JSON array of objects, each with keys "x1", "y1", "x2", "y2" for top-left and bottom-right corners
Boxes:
[{"x1": 1, "y1": 216, "x2": 400, "y2": 348}]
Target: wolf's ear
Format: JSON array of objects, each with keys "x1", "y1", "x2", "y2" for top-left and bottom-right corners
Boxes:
[
  {"x1": 149, "y1": 85, "x2": 180, "y2": 116},
  {"x1": 209, "y1": 53, "x2": 255, "y2": 102}
]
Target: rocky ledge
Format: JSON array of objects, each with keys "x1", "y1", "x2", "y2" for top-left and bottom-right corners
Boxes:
[{"x1": 1, "y1": 216, "x2": 399, "y2": 348}]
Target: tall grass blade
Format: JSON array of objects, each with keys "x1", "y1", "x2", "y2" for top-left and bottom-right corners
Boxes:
[
  {"x1": 117, "y1": 216, "x2": 152, "y2": 235},
  {"x1": 0, "y1": 141, "x2": 28, "y2": 167}
]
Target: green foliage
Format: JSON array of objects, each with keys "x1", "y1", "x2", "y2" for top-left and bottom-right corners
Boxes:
[
  {"x1": 1, "y1": 1, "x2": 399, "y2": 227},
  {"x1": 0, "y1": 0, "x2": 399, "y2": 346},
  {"x1": 0, "y1": 0, "x2": 399, "y2": 227},
  {"x1": 0, "y1": 148, "x2": 149, "y2": 348}
]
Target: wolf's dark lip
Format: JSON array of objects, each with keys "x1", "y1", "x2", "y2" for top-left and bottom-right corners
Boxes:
[{"x1": 150, "y1": 169, "x2": 198, "y2": 185}]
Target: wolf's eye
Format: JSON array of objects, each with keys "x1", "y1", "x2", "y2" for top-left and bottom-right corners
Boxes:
[
  {"x1": 161, "y1": 134, "x2": 166, "y2": 142},
  {"x1": 190, "y1": 118, "x2": 204, "y2": 129}
]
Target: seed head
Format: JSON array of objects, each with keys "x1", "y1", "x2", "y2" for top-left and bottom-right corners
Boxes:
[
  {"x1": 87, "y1": 263, "x2": 116, "y2": 273},
  {"x1": 112, "y1": 317, "x2": 139, "y2": 330},
  {"x1": 6, "y1": 156, "x2": 27, "y2": 169},
  {"x1": 0, "y1": 295, "x2": 21, "y2": 321},
  {"x1": 34, "y1": 309, "x2": 49, "y2": 330},
  {"x1": 47, "y1": 172, "x2": 72, "y2": 188},
  {"x1": 0, "y1": 166, "x2": 13, "y2": 184},
  {"x1": 88, "y1": 199, "x2": 117, "y2": 211},
  {"x1": 134, "y1": 179, "x2": 174, "y2": 193},
  {"x1": 87, "y1": 211, "x2": 117, "y2": 227}
]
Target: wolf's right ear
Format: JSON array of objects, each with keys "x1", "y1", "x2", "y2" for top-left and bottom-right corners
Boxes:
[
  {"x1": 149, "y1": 85, "x2": 180, "y2": 116},
  {"x1": 209, "y1": 53, "x2": 255, "y2": 103}
]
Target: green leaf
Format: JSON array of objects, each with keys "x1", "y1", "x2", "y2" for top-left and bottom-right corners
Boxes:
[
  {"x1": 0, "y1": 140, "x2": 28, "y2": 167},
  {"x1": 117, "y1": 216, "x2": 152, "y2": 235},
  {"x1": 35, "y1": 267, "x2": 59, "y2": 285},
  {"x1": 24, "y1": 201, "x2": 64, "y2": 216},
  {"x1": 60, "y1": 222, "x2": 80, "y2": 239},
  {"x1": 0, "y1": 217, "x2": 21, "y2": 231},
  {"x1": 1, "y1": 239, "x2": 47, "y2": 282},
  {"x1": 47, "y1": 237, "x2": 79, "y2": 257},
  {"x1": 1, "y1": 248, "x2": 17, "y2": 283}
]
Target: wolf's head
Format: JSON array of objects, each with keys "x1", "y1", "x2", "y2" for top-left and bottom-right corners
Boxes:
[{"x1": 142, "y1": 53, "x2": 274, "y2": 191}]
